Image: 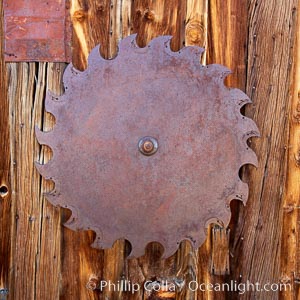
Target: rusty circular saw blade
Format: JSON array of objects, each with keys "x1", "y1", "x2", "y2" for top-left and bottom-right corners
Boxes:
[{"x1": 35, "y1": 34, "x2": 259, "y2": 258}]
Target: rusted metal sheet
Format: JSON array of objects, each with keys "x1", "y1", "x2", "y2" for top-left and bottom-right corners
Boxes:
[
  {"x1": 4, "y1": 0, "x2": 71, "y2": 62},
  {"x1": 35, "y1": 35, "x2": 259, "y2": 258}
]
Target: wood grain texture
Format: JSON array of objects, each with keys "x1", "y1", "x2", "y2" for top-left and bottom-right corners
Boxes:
[
  {"x1": 211, "y1": 227, "x2": 229, "y2": 276},
  {"x1": 0, "y1": 0, "x2": 11, "y2": 297},
  {"x1": 131, "y1": 0, "x2": 186, "y2": 51},
  {"x1": 35, "y1": 63, "x2": 64, "y2": 300},
  {"x1": 280, "y1": 1, "x2": 300, "y2": 299},
  {"x1": 207, "y1": 0, "x2": 248, "y2": 89},
  {"x1": 229, "y1": 1, "x2": 298, "y2": 299},
  {"x1": 71, "y1": 0, "x2": 111, "y2": 69},
  {"x1": 1, "y1": 0, "x2": 300, "y2": 299},
  {"x1": 185, "y1": 0, "x2": 208, "y2": 63},
  {"x1": 200, "y1": 0, "x2": 249, "y2": 280},
  {"x1": 7, "y1": 62, "x2": 44, "y2": 299}
]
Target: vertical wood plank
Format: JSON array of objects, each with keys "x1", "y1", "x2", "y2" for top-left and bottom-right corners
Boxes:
[
  {"x1": 35, "y1": 63, "x2": 64, "y2": 300},
  {"x1": 207, "y1": 0, "x2": 248, "y2": 90},
  {"x1": 97, "y1": 2, "x2": 133, "y2": 300},
  {"x1": 229, "y1": 1, "x2": 298, "y2": 299},
  {"x1": 131, "y1": 0, "x2": 186, "y2": 51},
  {"x1": 175, "y1": 242, "x2": 198, "y2": 300},
  {"x1": 61, "y1": 1, "x2": 112, "y2": 299},
  {"x1": 179, "y1": 2, "x2": 209, "y2": 298},
  {"x1": 60, "y1": 229, "x2": 104, "y2": 300},
  {"x1": 7, "y1": 62, "x2": 40, "y2": 300},
  {"x1": 6, "y1": 62, "x2": 65, "y2": 300},
  {"x1": 108, "y1": 2, "x2": 132, "y2": 300},
  {"x1": 0, "y1": 0, "x2": 11, "y2": 297},
  {"x1": 280, "y1": 1, "x2": 300, "y2": 299},
  {"x1": 109, "y1": 0, "x2": 122, "y2": 57},
  {"x1": 211, "y1": 227, "x2": 230, "y2": 276},
  {"x1": 121, "y1": 0, "x2": 132, "y2": 38},
  {"x1": 197, "y1": 229, "x2": 212, "y2": 300},
  {"x1": 185, "y1": 0, "x2": 208, "y2": 63},
  {"x1": 52, "y1": 59, "x2": 106, "y2": 299},
  {"x1": 71, "y1": 0, "x2": 111, "y2": 69},
  {"x1": 203, "y1": 1, "x2": 248, "y2": 293}
]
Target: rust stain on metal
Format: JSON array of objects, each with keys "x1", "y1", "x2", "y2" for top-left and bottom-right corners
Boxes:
[
  {"x1": 4, "y1": 0, "x2": 71, "y2": 62},
  {"x1": 35, "y1": 35, "x2": 259, "y2": 258}
]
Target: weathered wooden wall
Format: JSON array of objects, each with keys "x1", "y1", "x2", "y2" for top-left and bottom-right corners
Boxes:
[{"x1": 0, "y1": 0, "x2": 299, "y2": 299}]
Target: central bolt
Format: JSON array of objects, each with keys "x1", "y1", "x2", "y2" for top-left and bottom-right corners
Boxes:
[
  {"x1": 142, "y1": 140, "x2": 154, "y2": 153},
  {"x1": 138, "y1": 136, "x2": 158, "y2": 156}
]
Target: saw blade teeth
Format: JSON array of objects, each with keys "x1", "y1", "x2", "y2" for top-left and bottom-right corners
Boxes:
[
  {"x1": 36, "y1": 36, "x2": 260, "y2": 257},
  {"x1": 241, "y1": 116, "x2": 260, "y2": 139},
  {"x1": 46, "y1": 90, "x2": 61, "y2": 102},
  {"x1": 62, "y1": 63, "x2": 82, "y2": 89},
  {"x1": 35, "y1": 125, "x2": 55, "y2": 146},
  {"x1": 222, "y1": 176, "x2": 249, "y2": 206},
  {"x1": 87, "y1": 44, "x2": 105, "y2": 66},
  {"x1": 205, "y1": 216, "x2": 229, "y2": 229},
  {"x1": 118, "y1": 34, "x2": 138, "y2": 53},
  {"x1": 62, "y1": 63, "x2": 72, "y2": 89},
  {"x1": 93, "y1": 234, "x2": 119, "y2": 251},
  {"x1": 229, "y1": 88, "x2": 252, "y2": 105},
  {"x1": 89, "y1": 227, "x2": 104, "y2": 249},
  {"x1": 64, "y1": 216, "x2": 78, "y2": 230},
  {"x1": 206, "y1": 64, "x2": 232, "y2": 82},
  {"x1": 163, "y1": 36, "x2": 172, "y2": 52},
  {"x1": 179, "y1": 46, "x2": 204, "y2": 65},
  {"x1": 127, "y1": 240, "x2": 146, "y2": 258},
  {"x1": 90, "y1": 237, "x2": 103, "y2": 250},
  {"x1": 234, "y1": 177, "x2": 249, "y2": 204},
  {"x1": 237, "y1": 98, "x2": 252, "y2": 108},
  {"x1": 45, "y1": 90, "x2": 63, "y2": 118},
  {"x1": 64, "y1": 219, "x2": 85, "y2": 231},
  {"x1": 219, "y1": 214, "x2": 231, "y2": 227},
  {"x1": 243, "y1": 147, "x2": 259, "y2": 167},
  {"x1": 44, "y1": 189, "x2": 60, "y2": 205},
  {"x1": 63, "y1": 205, "x2": 100, "y2": 233},
  {"x1": 35, "y1": 160, "x2": 55, "y2": 179},
  {"x1": 35, "y1": 125, "x2": 45, "y2": 144},
  {"x1": 148, "y1": 35, "x2": 173, "y2": 51},
  {"x1": 242, "y1": 130, "x2": 260, "y2": 144},
  {"x1": 160, "y1": 241, "x2": 181, "y2": 259},
  {"x1": 64, "y1": 210, "x2": 81, "y2": 230}
]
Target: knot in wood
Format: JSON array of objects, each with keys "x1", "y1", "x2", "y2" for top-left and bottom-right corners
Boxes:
[
  {"x1": 144, "y1": 9, "x2": 155, "y2": 22},
  {"x1": 186, "y1": 20, "x2": 205, "y2": 45},
  {"x1": 72, "y1": 10, "x2": 87, "y2": 22}
]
